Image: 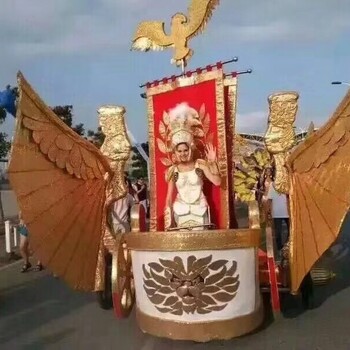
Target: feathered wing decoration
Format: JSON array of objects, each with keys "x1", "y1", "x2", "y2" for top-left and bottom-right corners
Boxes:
[
  {"x1": 287, "y1": 89, "x2": 350, "y2": 293},
  {"x1": 187, "y1": 0, "x2": 220, "y2": 39},
  {"x1": 132, "y1": 21, "x2": 172, "y2": 51},
  {"x1": 8, "y1": 72, "x2": 113, "y2": 291}
]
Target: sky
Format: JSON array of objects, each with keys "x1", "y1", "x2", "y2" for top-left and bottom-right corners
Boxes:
[{"x1": 1, "y1": 0, "x2": 350, "y2": 142}]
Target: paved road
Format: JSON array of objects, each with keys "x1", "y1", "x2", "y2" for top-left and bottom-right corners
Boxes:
[{"x1": 1, "y1": 219, "x2": 350, "y2": 350}]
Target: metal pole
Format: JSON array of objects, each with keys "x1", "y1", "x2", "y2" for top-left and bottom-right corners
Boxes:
[
  {"x1": 139, "y1": 57, "x2": 239, "y2": 88},
  {"x1": 13, "y1": 226, "x2": 18, "y2": 247},
  {"x1": 5, "y1": 220, "x2": 11, "y2": 253},
  {"x1": 331, "y1": 81, "x2": 350, "y2": 86}
]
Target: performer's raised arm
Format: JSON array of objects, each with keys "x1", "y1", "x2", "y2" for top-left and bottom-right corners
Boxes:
[{"x1": 198, "y1": 144, "x2": 221, "y2": 186}]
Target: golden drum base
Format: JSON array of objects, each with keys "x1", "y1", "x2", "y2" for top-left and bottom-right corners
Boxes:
[{"x1": 136, "y1": 303, "x2": 264, "y2": 342}]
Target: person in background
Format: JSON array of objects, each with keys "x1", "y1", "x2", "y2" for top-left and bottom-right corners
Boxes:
[
  {"x1": 130, "y1": 180, "x2": 139, "y2": 202},
  {"x1": 135, "y1": 177, "x2": 148, "y2": 215},
  {"x1": 111, "y1": 177, "x2": 135, "y2": 233},
  {"x1": 262, "y1": 167, "x2": 290, "y2": 251},
  {"x1": 18, "y1": 211, "x2": 43, "y2": 273}
]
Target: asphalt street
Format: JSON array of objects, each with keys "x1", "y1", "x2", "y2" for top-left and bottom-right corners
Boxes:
[{"x1": 1, "y1": 217, "x2": 350, "y2": 350}]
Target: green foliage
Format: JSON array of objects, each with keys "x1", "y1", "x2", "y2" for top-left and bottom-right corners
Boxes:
[
  {"x1": 0, "y1": 107, "x2": 6, "y2": 122},
  {"x1": 52, "y1": 105, "x2": 73, "y2": 127},
  {"x1": 87, "y1": 127, "x2": 105, "y2": 148},
  {"x1": 52, "y1": 105, "x2": 105, "y2": 148},
  {"x1": 73, "y1": 123, "x2": 85, "y2": 136},
  {"x1": 0, "y1": 107, "x2": 10, "y2": 158},
  {"x1": 0, "y1": 132, "x2": 10, "y2": 159},
  {"x1": 130, "y1": 142, "x2": 149, "y2": 179}
]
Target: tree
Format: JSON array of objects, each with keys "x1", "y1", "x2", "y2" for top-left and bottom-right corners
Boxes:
[
  {"x1": 0, "y1": 108, "x2": 10, "y2": 158},
  {"x1": 52, "y1": 105, "x2": 105, "y2": 147},
  {"x1": 72, "y1": 123, "x2": 85, "y2": 136},
  {"x1": 87, "y1": 127, "x2": 105, "y2": 148},
  {"x1": 0, "y1": 85, "x2": 17, "y2": 225},
  {"x1": 0, "y1": 86, "x2": 15, "y2": 158},
  {"x1": 130, "y1": 142, "x2": 149, "y2": 179}
]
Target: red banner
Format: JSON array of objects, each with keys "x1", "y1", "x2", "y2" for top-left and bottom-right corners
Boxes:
[{"x1": 146, "y1": 70, "x2": 236, "y2": 231}]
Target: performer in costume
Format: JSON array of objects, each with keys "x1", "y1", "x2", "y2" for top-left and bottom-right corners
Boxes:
[{"x1": 164, "y1": 103, "x2": 221, "y2": 230}]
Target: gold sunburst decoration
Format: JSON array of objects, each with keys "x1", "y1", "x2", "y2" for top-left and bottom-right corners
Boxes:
[
  {"x1": 234, "y1": 148, "x2": 272, "y2": 202},
  {"x1": 143, "y1": 255, "x2": 240, "y2": 315}
]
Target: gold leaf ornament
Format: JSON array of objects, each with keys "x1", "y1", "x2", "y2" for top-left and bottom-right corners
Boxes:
[
  {"x1": 159, "y1": 121, "x2": 167, "y2": 139},
  {"x1": 157, "y1": 138, "x2": 168, "y2": 154},
  {"x1": 203, "y1": 113, "x2": 210, "y2": 134},
  {"x1": 163, "y1": 111, "x2": 170, "y2": 125},
  {"x1": 199, "y1": 103, "x2": 206, "y2": 119},
  {"x1": 161, "y1": 158, "x2": 173, "y2": 166}
]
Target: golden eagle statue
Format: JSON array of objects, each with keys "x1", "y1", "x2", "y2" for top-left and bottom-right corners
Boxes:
[
  {"x1": 131, "y1": 0, "x2": 220, "y2": 67},
  {"x1": 8, "y1": 72, "x2": 131, "y2": 291}
]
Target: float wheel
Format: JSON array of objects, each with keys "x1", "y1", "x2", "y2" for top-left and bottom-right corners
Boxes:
[
  {"x1": 300, "y1": 272, "x2": 314, "y2": 309},
  {"x1": 111, "y1": 235, "x2": 135, "y2": 318}
]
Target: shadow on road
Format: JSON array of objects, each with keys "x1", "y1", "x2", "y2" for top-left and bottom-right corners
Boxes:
[
  {"x1": 281, "y1": 212, "x2": 350, "y2": 319},
  {"x1": 0, "y1": 273, "x2": 92, "y2": 345}
]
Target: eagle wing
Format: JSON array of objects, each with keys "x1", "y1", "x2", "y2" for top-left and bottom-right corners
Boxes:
[
  {"x1": 131, "y1": 21, "x2": 173, "y2": 51},
  {"x1": 8, "y1": 72, "x2": 113, "y2": 291},
  {"x1": 287, "y1": 89, "x2": 350, "y2": 293},
  {"x1": 187, "y1": 0, "x2": 220, "y2": 39}
]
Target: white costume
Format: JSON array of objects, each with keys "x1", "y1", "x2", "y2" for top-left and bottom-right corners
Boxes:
[
  {"x1": 165, "y1": 103, "x2": 213, "y2": 230},
  {"x1": 173, "y1": 162, "x2": 209, "y2": 229}
]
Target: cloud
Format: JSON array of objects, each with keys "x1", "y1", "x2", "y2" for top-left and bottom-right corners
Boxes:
[
  {"x1": 236, "y1": 109, "x2": 324, "y2": 137},
  {"x1": 0, "y1": 0, "x2": 187, "y2": 57},
  {"x1": 207, "y1": 0, "x2": 350, "y2": 44},
  {"x1": 236, "y1": 111, "x2": 267, "y2": 134},
  {"x1": 0, "y1": 0, "x2": 349, "y2": 59}
]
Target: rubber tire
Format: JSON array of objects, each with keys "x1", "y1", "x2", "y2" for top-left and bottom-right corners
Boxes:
[
  {"x1": 300, "y1": 272, "x2": 314, "y2": 310},
  {"x1": 96, "y1": 253, "x2": 113, "y2": 310}
]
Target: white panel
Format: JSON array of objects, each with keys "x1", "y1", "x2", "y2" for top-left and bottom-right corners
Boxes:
[{"x1": 131, "y1": 248, "x2": 260, "y2": 322}]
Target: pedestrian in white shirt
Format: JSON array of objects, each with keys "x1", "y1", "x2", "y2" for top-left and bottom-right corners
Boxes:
[
  {"x1": 111, "y1": 177, "x2": 135, "y2": 233},
  {"x1": 263, "y1": 170, "x2": 290, "y2": 251}
]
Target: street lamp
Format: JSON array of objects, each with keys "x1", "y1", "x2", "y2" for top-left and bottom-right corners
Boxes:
[{"x1": 331, "y1": 81, "x2": 350, "y2": 87}]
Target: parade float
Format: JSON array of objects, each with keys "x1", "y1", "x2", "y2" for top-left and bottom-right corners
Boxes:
[{"x1": 6, "y1": 0, "x2": 350, "y2": 343}]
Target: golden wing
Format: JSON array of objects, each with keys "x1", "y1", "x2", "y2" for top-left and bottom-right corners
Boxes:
[
  {"x1": 287, "y1": 89, "x2": 350, "y2": 293},
  {"x1": 131, "y1": 21, "x2": 173, "y2": 51},
  {"x1": 186, "y1": 0, "x2": 220, "y2": 39},
  {"x1": 8, "y1": 72, "x2": 113, "y2": 291}
]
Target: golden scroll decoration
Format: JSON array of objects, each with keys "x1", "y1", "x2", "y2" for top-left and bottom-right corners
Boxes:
[
  {"x1": 234, "y1": 148, "x2": 272, "y2": 203},
  {"x1": 264, "y1": 92, "x2": 298, "y2": 194}
]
